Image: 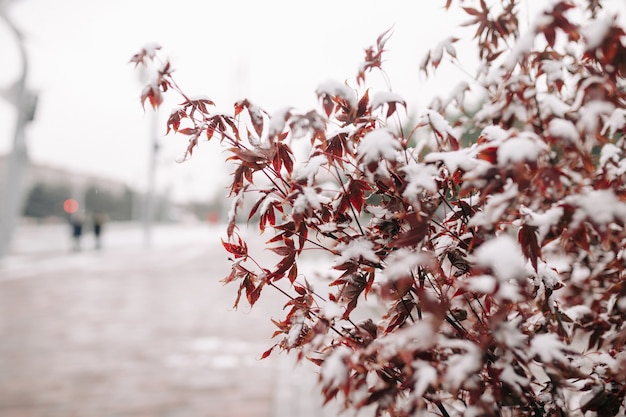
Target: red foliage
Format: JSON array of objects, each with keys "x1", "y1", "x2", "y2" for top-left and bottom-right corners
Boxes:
[{"x1": 133, "y1": 1, "x2": 626, "y2": 416}]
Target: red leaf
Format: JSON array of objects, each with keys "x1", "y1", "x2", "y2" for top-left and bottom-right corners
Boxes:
[
  {"x1": 390, "y1": 222, "x2": 429, "y2": 248},
  {"x1": 348, "y1": 179, "x2": 372, "y2": 213},
  {"x1": 518, "y1": 224, "x2": 541, "y2": 271},
  {"x1": 322, "y1": 95, "x2": 334, "y2": 117},
  {"x1": 288, "y1": 264, "x2": 298, "y2": 283},
  {"x1": 259, "y1": 345, "x2": 276, "y2": 360},
  {"x1": 222, "y1": 236, "x2": 248, "y2": 259},
  {"x1": 357, "y1": 89, "x2": 370, "y2": 117}
]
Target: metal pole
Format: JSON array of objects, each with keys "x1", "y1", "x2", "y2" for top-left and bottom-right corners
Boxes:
[
  {"x1": 142, "y1": 109, "x2": 158, "y2": 248},
  {"x1": 0, "y1": 11, "x2": 29, "y2": 260}
]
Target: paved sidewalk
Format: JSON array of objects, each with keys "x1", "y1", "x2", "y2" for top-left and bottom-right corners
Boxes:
[{"x1": 0, "y1": 223, "x2": 337, "y2": 417}]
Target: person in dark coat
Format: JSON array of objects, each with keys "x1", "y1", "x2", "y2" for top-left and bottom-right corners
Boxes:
[
  {"x1": 93, "y1": 213, "x2": 106, "y2": 250},
  {"x1": 70, "y1": 213, "x2": 84, "y2": 251}
]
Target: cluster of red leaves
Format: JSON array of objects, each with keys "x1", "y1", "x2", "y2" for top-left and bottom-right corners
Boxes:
[{"x1": 133, "y1": 1, "x2": 626, "y2": 416}]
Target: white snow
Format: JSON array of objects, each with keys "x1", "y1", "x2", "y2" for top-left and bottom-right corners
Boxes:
[
  {"x1": 287, "y1": 312, "x2": 305, "y2": 346},
  {"x1": 430, "y1": 36, "x2": 458, "y2": 66},
  {"x1": 369, "y1": 91, "x2": 406, "y2": 112},
  {"x1": 600, "y1": 143, "x2": 622, "y2": 167},
  {"x1": 566, "y1": 189, "x2": 626, "y2": 227},
  {"x1": 540, "y1": 59, "x2": 565, "y2": 84},
  {"x1": 581, "y1": 14, "x2": 613, "y2": 50},
  {"x1": 601, "y1": 108, "x2": 626, "y2": 138},
  {"x1": 466, "y1": 274, "x2": 497, "y2": 294},
  {"x1": 472, "y1": 235, "x2": 526, "y2": 282},
  {"x1": 494, "y1": 317, "x2": 527, "y2": 350},
  {"x1": 375, "y1": 320, "x2": 436, "y2": 360},
  {"x1": 381, "y1": 248, "x2": 431, "y2": 282},
  {"x1": 413, "y1": 360, "x2": 438, "y2": 398},
  {"x1": 357, "y1": 129, "x2": 401, "y2": 164},
  {"x1": 334, "y1": 238, "x2": 380, "y2": 265},
  {"x1": 441, "y1": 339, "x2": 482, "y2": 391},
  {"x1": 259, "y1": 196, "x2": 280, "y2": 216},
  {"x1": 320, "y1": 346, "x2": 350, "y2": 390},
  {"x1": 320, "y1": 301, "x2": 344, "y2": 321},
  {"x1": 536, "y1": 261, "x2": 563, "y2": 290},
  {"x1": 401, "y1": 162, "x2": 439, "y2": 206},
  {"x1": 294, "y1": 155, "x2": 327, "y2": 186},
  {"x1": 497, "y1": 133, "x2": 546, "y2": 166},
  {"x1": 578, "y1": 101, "x2": 615, "y2": 136},
  {"x1": 520, "y1": 205, "x2": 564, "y2": 243},
  {"x1": 293, "y1": 186, "x2": 329, "y2": 214},
  {"x1": 539, "y1": 94, "x2": 571, "y2": 118},
  {"x1": 268, "y1": 106, "x2": 292, "y2": 137},
  {"x1": 420, "y1": 110, "x2": 458, "y2": 141},
  {"x1": 563, "y1": 305, "x2": 593, "y2": 323},
  {"x1": 548, "y1": 118, "x2": 579, "y2": 143},
  {"x1": 530, "y1": 333, "x2": 569, "y2": 364},
  {"x1": 424, "y1": 148, "x2": 478, "y2": 173},
  {"x1": 316, "y1": 79, "x2": 357, "y2": 109},
  {"x1": 480, "y1": 125, "x2": 508, "y2": 142},
  {"x1": 468, "y1": 181, "x2": 519, "y2": 228}
]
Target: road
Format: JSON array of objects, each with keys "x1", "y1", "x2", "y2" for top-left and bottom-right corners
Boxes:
[{"x1": 0, "y1": 222, "x2": 338, "y2": 417}]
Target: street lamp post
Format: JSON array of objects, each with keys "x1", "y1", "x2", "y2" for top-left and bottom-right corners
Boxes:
[{"x1": 0, "y1": 9, "x2": 32, "y2": 260}]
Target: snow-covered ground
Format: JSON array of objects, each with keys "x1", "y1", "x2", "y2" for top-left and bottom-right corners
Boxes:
[{"x1": 0, "y1": 221, "x2": 343, "y2": 417}]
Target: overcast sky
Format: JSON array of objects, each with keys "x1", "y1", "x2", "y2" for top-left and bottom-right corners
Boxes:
[{"x1": 0, "y1": 1, "x2": 624, "y2": 202}]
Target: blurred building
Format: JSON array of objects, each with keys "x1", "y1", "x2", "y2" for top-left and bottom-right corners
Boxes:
[{"x1": 0, "y1": 154, "x2": 168, "y2": 223}]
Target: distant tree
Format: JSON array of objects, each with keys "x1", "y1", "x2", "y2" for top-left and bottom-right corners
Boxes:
[
  {"x1": 133, "y1": 1, "x2": 626, "y2": 415},
  {"x1": 23, "y1": 182, "x2": 71, "y2": 219}
]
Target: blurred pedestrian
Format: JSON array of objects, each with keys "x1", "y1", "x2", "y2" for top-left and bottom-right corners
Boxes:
[
  {"x1": 70, "y1": 213, "x2": 84, "y2": 251},
  {"x1": 93, "y1": 212, "x2": 107, "y2": 250}
]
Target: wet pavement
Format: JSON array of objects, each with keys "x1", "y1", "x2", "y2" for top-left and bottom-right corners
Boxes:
[{"x1": 0, "y1": 223, "x2": 337, "y2": 417}]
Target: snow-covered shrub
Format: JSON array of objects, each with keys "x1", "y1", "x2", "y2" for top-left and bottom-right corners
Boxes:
[{"x1": 132, "y1": 1, "x2": 626, "y2": 415}]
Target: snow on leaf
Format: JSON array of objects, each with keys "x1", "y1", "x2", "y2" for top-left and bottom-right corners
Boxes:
[
  {"x1": 530, "y1": 333, "x2": 569, "y2": 365},
  {"x1": 316, "y1": 79, "x2": 357, "y2": 109},
  {"x1": 401, "y1": 162, "x2": 439, "y2": 206},
  {"x1": 540, "y1": 59, "x2": 565, "y2": 84},
  {"x1": 321, "y1": 301, "x2": 344, "y2": 321},
  {"x1": 419, "y1": 110, "x2": 458, "y2": 141},
  {"x1": 430, "y1": 36, "x2": 458, "y2": 68},
  {"x1": 566, "y1": 189, "x2": 626, "y2": 228},
  {"x1": 472, "y1": 235, "x2": 527, "y2": 282},
  {"x1": 548, "y1": 118, "x2": 579, "y2": 143},
  {"x1": 494, "y1": 317, "x2": 527, "y2": 351},
  {"x1": 424, "y1": 148, "x2": 477, "y2": 173},
  {"x1": 535, "y1": 261, "x2": 563, "y2": 290},
  {"x1": 581, "y1": 13, "x2": 614, "y2": 50},
  {"x1": 520, "y1": 205, "x2": 564, "y2": 243},
  {"x1": 294, "y1": 155, "x2": 327, "y2": 186},
  {"x1": 441, "y1": 339, "x2": 482, "y2": 392},
  {"x1": 357, "y1": 129, "x2": 401, "y2": 164},
  {"x1": 539, "y1": 94, "x2": 571, "y2": 118},
  {"x1": 320, "y1": 346, "x2": 351, "y2": 391},
  {"x1": 381, "y1": 248, "x2": 431, "y2": 282},
  {"x1": 600, "y1": 143, "x2": 621, "y2": 167},
  {"x1": 466, "y1": 274, "x2": 497, "y2": 294},
  {"x1": 578, "y1": 101, "x2": 615, "y2": 136},
  {"x1": 287, "y1": 311, "x2": 305, "y2": 347},
  {"x1": 497, "y1": 132, "x2": 546, "y2": 166},
  {"x1": 375, "y1": 320, "x2": 436, "y2": 360},
  {"x1": 268, "y1": 106, "x2": 292, "y2": 137},
  {"x1": 468, "y1": 181, "x2": 519, "y2": 228},
  {"x1": 334, "y1": 238, "x2": 380, "y2": 266},
  {"x1": 369, "y1": 91, "x2": 406, "y2": 112},
  {"x1": 293, "y1": 186, "x2": 328, "y2": 214},
  {"x1": 601, "y1": 108, "x2": 626, "y2": 138},
  {"x1": 413, "y1": 360, "x2": 438, "y2": 398},
  {"x1": 479, "y1": 125, "x2": 508, "y2": 142}
]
